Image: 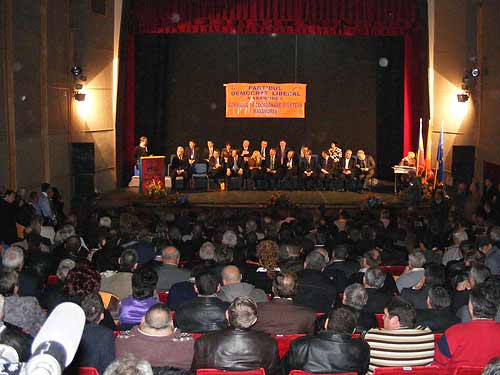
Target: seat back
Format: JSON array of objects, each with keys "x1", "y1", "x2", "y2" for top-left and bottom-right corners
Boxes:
[
  {"x1": 373, "y1": 366, "x2": 443, "y2": 375},
  {"x1": 78, "y1": 368, "x2": 100, "y2": 375},
  {"x1": 375, "y1": 313, "x2": 384, "y2": 329},
  {"x1": 47, "y1": 275, "x2": 59, "y2": 285},
  {"x1": 290, "y1": 371, "x2": 357, "y2": 375},
  {"x1": 453, "y1": 366, "x2": 484, "y2": 375},
  {"x1": 273, "y1": 334, "x2": 306, "y2": 358},
  {"x1": 380, "y1": 266, "x2": 406, "y2": 276},
  {"x1": 196, "y1": 368, "x2": 266, "y2": 375},
  {"x1": 373, "y1": 366, "x2": 442, "y2": 375},
  {"x1": 158, "y1": 291, "x2": 168, "y2": 304},
  {"x1": 194, "y1": 162, "x2": 208, "y2": 174}
]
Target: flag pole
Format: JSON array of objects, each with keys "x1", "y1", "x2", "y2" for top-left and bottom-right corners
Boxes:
[{"x1": 417, "y1": 118, "x2": 423, "y2": 175}]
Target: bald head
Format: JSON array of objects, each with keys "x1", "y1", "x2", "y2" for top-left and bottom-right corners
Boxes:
[
  {"x1": 222, "y1": 265, "x2": 241, "y2": 285},
  {"x1": 141, "y1": 304, "x2": 173, "y2": 335},
  {"x1": 162, "y1": 246, "x2": 180, "y2": 266}
]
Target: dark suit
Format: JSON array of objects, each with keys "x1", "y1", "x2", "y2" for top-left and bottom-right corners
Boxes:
[
  {"x1": 252, "y1": 298, "x2": 316, "y2": 335},
  {"x1": 362, "y1": 288, "x2": 393, "y2": 314},
  {"x1": 187, "y1": 146, "x2": 200, "y2": 164},
  {"x1": 170, "y1": 155, "x2": 190, "y2": 190},
  {"x1": 227, "y1": 155, "x2": 245, "y2": 189},
  {"x1": 339, "y1": 157, "x2": 356, "y2": 191},
  {"x1": 133, "y1": 146, "x2": 148, "y2": 163},
  {"x1": 264, "y1": 155, "x2": 280, "y2": 189},
  {"x1": 355, "y1": 155, "x2": 376, "y2": 190},
  {"x1": 208, "y1": 156, "x2": 226, "y2": 181},
  {"x1": 318, "y1": 156, "x2": 336, "y2": 190},
  {"x1": 415, "y1": 308, "x2": 459, "y2": 332},
  {"x1": 175, "y1": 296, "x2": 229, "y2": 333},
  {"x1": 259, "y1": 147, "x2": 269, "y2": 161},
  {"x1": 283, "y1": 157, "x2": 299, "y2": 189},
  {"x1": 295, "y1": 269, "x2": 338, "y2": 313},
  {"x1": 203, "y1": 147, "x2": 215, "y2": 161},
  {"x1": 299, "y1": 157, "x2": 317, "y2": 190}
]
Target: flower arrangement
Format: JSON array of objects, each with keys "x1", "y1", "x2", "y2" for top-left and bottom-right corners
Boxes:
[
  {"x1": 166, "y1": 192, "x2": 188, "y2": 206},
  {"x1": 266, "y1": 193, "x2": 295, "y2": 209},
  {"x1": 145, "y1": 179, "x2": 165, "y2": 199},
  {"x1": 421, "y1": 178, "x2": 434, "y2": 200},
  {"x1": 361, "y1": 193, "x2": 385, "y2": 209}
]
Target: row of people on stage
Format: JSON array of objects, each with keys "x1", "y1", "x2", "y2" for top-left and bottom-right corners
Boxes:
[{"x1": 157, "y1": 138, "x2": 377, "y2": 192}]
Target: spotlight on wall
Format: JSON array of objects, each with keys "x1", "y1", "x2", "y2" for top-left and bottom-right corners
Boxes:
[
  {"x1": 74, "y1": 92, "x2": 86, "y2": 101},
  {"x1": 457, "y1": 93, "x2": 469, "y2": 102}
]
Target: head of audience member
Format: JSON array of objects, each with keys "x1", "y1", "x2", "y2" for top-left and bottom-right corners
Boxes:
[
  {"x1": 343, "y1": 283, "x2": 368, "y2": 311},
  {"x1": 64, "y1": 264, "x2": 101, "y2": 298},
  {"x1": 56, "y1": 259, "x2": 76, "y2": 282},
  {"x1": 313, "y1": 246, "x2": 330, "y2": 264},
  {"x1": 81, "y1": 293, "x2": 105, "y2": 325},
  {"x1": 64, "y1": 235, "x2": 85, "y2": 260},
  {"x1": 118, "y1": 249, "x2": 138, "y2": 272},
  {"x1": 2, "y1": 190, "x2": 15, "y2": 204},
  {"x1": 221, "y1": 230, "x2": 238, "y2": 249},
  {"x1": 199, "y1": 242, "x2": 215, "y2": 262},
  {"x1": 140, "y1": 303, "x2": 174, "y2": 337},
  {"x1": 332, "y1": 244, "x2": 349, "y2": 262},
  {"x1": 272, "y1": 272, "x2": 297, "y2": 299},
  {"x1": 477, "y1": 237, "x2": 494, "y2": 256},
  {"x1": 279, "y1": 242, "x2": 302, "y2": 261},
  {"x1": 1, "y1": 247, "x2": 24, "y2": 272},
  {"x1": 304, "y1": 250, "x2": 327, "y2": 272},
  {"x1": 103, "y1": 353, "x2": 153, "y2": 375},
  {"x1": 423, "y1": 264, "x2": 445, "y2": 287},
  {"x1": 452, "y1": 228, "x2": 468, "y2": 246},
  {"x1": 408, "y1": 252, "x2": 426, "y2": 270},
  {"x1": 256, "y1": 240, "x2": 279, "y2": 272},
  {"x1": 0, "y1": 270, "x2": 19, "y2": 297},
  {"x1": 242, "y1": 139, "x2": 250, "y2": 149},
  {"x1": 214, "y1": 246, "x2": 234, "y2": 265},
  {"x1": 54, "y1": 224, "x2": 77, "y2": 245},
  {"x1": 161, "y1": 246, "x2": 180, "y2": 266},
  {"x1": 194, "y1": 272, "x2": 220, "y2": 297},
  {"x1": 361, "y1": 249, "x2": 382, "y2": 269},
  {"x1": 490, "y1": 226, "x2": 500, "y2": 247},
  {"x1": 345, "y1": 149, "x2": 353, "y2": 159},
  {"x1": 324, "y1": 306, "x2": 358, "y2": 334},
  {"x1": 469, "y1": 263, "x2": 491, "y2": 289},
  {"x1": 383, "y1": 297, "x2": 416, "y2": 329},
  {"x1": 132, "y1": 268, "x2": 158, "y2": 301},
  {"x1": 363, "y1": 267, "x2": 386, "y2": 290},
  {"x1": 427, "y1": 286, "x2": 451, "y2": 310},
  {"x1": 226, "y1": 296, "x2": 258, "y2": 329},
  {"x1": 469, "y1": 282, "x2": 499, "y2": 320},
  {"x1": 139, "y1": 136, "x2": 148, "y2": 147},
  {"x1": 221, "y1": 265, "x2": 242, "y2": 286},
  {"x1": 357, "y1": 150, "x2": 366, "y2": 161},
  {"x1": 176, "y1": 146, "x2": 184, "y2": 158},
  {"x1": 464, "y1": 250, "x2": 485, "y2": 267},
  {"x1": 245, "y1": 219, "x2": 257, "y2": 234}
]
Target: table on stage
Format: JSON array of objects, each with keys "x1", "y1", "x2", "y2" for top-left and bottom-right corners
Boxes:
[
  {"x1": 392, "y1": 165, "x2": 416, "y2": 195},
  {"x1": 139, "y1": 156, "x2": 166, "y2": 193}
]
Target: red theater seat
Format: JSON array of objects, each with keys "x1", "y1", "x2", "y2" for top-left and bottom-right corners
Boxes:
[
  {"x1": 196, "y1": 368, "x2": 266, "y2": 375},
  {"x1": 290, "y1": 371, "x2": 357, "y2": 375},
  {"x1": 79, "y1": 368, "x2": 100, "y2": 375},
  {"x1": 453, "y1": 367, "x2": 484, "y2": 375},
  {"x1": 273, "y1": 334, "x2": 306, "y2": 358},
  {"x1": 375, "y1": 313, "x2": 384, "y2": 328},
  {"x1": 158, "y1": 291, "x2": 168, "y2": 304},
  {"x1": 373, "y1": 366, "x2": 443, "y2": 375},
  {"x1": 47, "y1": 275, "x2": 59, "y2": 285},
  {"x1": 380, "y1": 266, "x2": 406, "y2": 277}
]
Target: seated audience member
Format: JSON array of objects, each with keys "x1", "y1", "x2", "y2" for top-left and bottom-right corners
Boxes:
[
  {"x1": 343, "y1": 283, "x2": 377, "y2": 331},
  {"x1": 278, "y1": 241, "x2": 304, "y2": 274},
  {"x1": 175, "y1": 272, "x2": 229, "y2": 333},
  {"x1": 39, "y1": 258, "x2": 76, "y2": 310},
  {"x1": 71, "y1": 293, "x2": 115, "y2": 374},
  {"x1": 246, "y1": 240, "x2": 281, "y2": 294},
  {"x1": 191, "y1": 296, "x2": 279, "y2": 374},
  {"x1": 453, "y1": 264, "x2": 491, "y2": 318},
  {"x1": 396, "y1": 252, "x2": 426, "y2": 292},
  {"x1": 478, "y1": 233, "x2": 500, "y2": 275},
  {"x1": 103, "y1": 353, "x2": 153, "y2": 375},
  {"x1": 401, "y1": 263, "x2": 445, "y2": 310},
  {"x1": 252, "y1": 272, "x2": 316, "y2": 335},
  {"x1": 1, "y1": 246, "x2": 42, "y2": 299},
  {"x1": 116, "y1": 304, "x2": 195, "y2": 369},
  {"x1": 482, "y1": 358, "x2": 500, "y2": 375},
  {"x1": 324, "y1": 243, "x2": 359, "y2": 280},
  {"x1": 294, "y1": 250, "x2": 338, "y2": 313},
  {"x1": 365, "y1": 297, "x2": 435, "y2": 374},
  {"x1": 362, "y1": 267, "x2": 393, "y2": 314},
  {"x1": 434, "y1": 283, "x2": 500, "y2": 371},
  {"x1": 349, "y1": 249, "x2": 398, "y2": 295},
  {"x1": 282, "y1": 307, "x2": 370, "y2": 375},
  {"x1": 217, "y1": 265, "x2": 268, "y2": 303},
  {"x1": 416, "y1": 286, "x2": 459, "y2": 332},
  {"x1": 442, "y1": 229, "x2": 468, "y2": 266},
  {"x1": 0, "y1": 269, "x2": 45, "y2": 337},
  {"x1": 455, "y1": 276, "x2": 500, "y2": 323},
  {"x1": 154, "y1": 246, "x2": 191, "y2": 292},
  {"x1": 0, "y1": 294, "x2": 32, "y2": 362},
  {"x1": 119, "y1": 268, "x2": 158, "y2": 329},
  {"x1": 0, "y1": 190, "x2": 18, "y2": 245},
  {"x1": 100, "y1": 249, "x2": 138, "y2": 301}
]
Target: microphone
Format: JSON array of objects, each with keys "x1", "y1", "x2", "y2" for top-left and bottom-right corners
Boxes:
[{"x1": 25, "y1": 302, "x2": 85, "y2": 375}]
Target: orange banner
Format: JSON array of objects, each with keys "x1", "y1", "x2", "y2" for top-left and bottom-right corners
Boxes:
[{"x1": 224, "y1": 83, "x2": 307, "y2": 118}]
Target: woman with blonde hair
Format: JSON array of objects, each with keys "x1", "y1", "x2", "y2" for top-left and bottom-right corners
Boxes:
[{"x1": 247, "y1": 150, "x2": 263, "y2": 189}]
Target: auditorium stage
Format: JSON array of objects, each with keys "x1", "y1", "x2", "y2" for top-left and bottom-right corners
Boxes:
[{"x1": 98, "y1": 187, "x2": 402, "y2": 210}]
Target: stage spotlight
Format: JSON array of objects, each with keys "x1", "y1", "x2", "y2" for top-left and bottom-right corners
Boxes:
[
  {"x1": 378, "y1": 57, "x2": 389, "y2": 68},
  {"x1": 471, "y1": 67, "x2": 480, "y2": 78},
  {"x1": 74, "y1": 92, "x2": 86, "y2": 101},
  {"x1": 71, "y1": 65, "x2": 82, "y2": 77},
  {"x1": 457, "y1": 93, "x2": 469, "y2": 102}
]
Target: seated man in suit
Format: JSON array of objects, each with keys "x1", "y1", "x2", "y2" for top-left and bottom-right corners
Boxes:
[
  {"x1": 186, "y1": 140, "x2": 199, "y2": 168},
  {"x1": 339, "y1": 149, "x2": 356, "y2": 191},
  {"x1": 264, "y1": 148, "x2": 280, "y2": 190},
  {"x1": 251, "y1": 272, "x2": 316, "y2": 335},
  {"x1": 203, "y1": 140, "x2": 215, "y2": 162},
  {"x1": 226, "y1": 149, "x2": 245, "y2": 190},
  {"x1": 355, "y1": 150, "x2": 376, "y2": 192},
  {"x1": 282, "y1": 307, "x2": 370, "y2": 375},
  {"x1": 299, "y1": 149, "x2": 317, "y2": 190},
  {"x1": 221, "y1": 143, "x2": 232, "y2": 163},
  {"x1": 259, "y1": 140, "x2": 269, "y2": 162},
  {"x1": 318, "y1": 150, "x2": 336, "y2": 191},
  {"x1": 276, "y1": 139, "x2": 289, "y2": 171},
  {"x1": 208, "y1": 150, "x2": 226, "y2": 188},
  {"x1": 241, "y1": 139, "x2": 252, "y2": 162},
  {"x1": 170, "y1": 146, "x2": 190, "y2": 191},
  {"x1": 282, "y1": 150, "x2": 298, "y2": 190},
  {"x1": 415, "y1": 285, "x2": 458, "y2": 333},
  {"x1": 175, "y1": 272, "x2": 229, "y2": 334},
  {"x1": 361, "y1": 267, "x2": 394, "y2": 315},
  {"x1": 191, "y1": 296, "x2": 279, "y2": 374}
]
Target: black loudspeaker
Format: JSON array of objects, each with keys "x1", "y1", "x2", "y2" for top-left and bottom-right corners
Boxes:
[
  {"x1": 452, "y1": 146, "x2": 475, "y2": 184},
  {"x1": 72, "y1": 143, "x2": 95, "y2": 174}
]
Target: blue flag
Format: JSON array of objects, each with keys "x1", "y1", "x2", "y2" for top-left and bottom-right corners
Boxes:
[{"x1": 437, "y1": 124, "x2": 444, "y2": 183}]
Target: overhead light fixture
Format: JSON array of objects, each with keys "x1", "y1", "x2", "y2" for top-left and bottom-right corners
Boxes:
[
  {"x1": 71, "y1": 65, "x2": 82, "y2": 77},
  {"x1": 457, "y1": 93, "x2": 469, "y2": 102},
  {"x1": 74, "y1": 92, "x2": 86, "y2": 101}
]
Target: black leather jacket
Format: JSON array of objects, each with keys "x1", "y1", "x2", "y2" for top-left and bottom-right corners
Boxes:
[
  {"x1": 191, "y1": 328, "x2": 280, "y2": 374},
  {"x1": 280, "y1": 331, "x2": 370, "y2": 375},
  {"x1": 175, "y1": 296, "x2": 229, "y2": 333}
]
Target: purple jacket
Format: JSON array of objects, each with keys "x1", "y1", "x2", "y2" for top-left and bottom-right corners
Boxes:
[{"x1": 119, "y1": 296, "x2": 157, "y2": 325}]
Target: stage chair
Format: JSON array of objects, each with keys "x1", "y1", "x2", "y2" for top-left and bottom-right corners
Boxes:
[
  {"x1": 47, "y1": 275, "x2": 59, "y2": 285},
  {"x1": 373, "y1": 365, "x2": 443, "y2": 375},
  {"x1": 375, "y1": 313, "x2": 384, "y2": 329},
  {"x1": 452, "y1": 366, "x2": 484, "y2": 375},
  {"x1": 196, "y1": 368, "x2": 266, "y2": 375},
  {"x1": 290, "y1": 371, "x2": 357, "y2": 375},
  {"x1": 380, "y1": 266, "x2": 406, "y2": 277},
  {"x1": 78, "y1": 368, "x2": 99, "y2": 375},
  {"x1": 273, "y1": 334, "x2": 306, "y2": 358},
  {"x1": 158, "y1": 291, "x2": 168, "y2": 304},
  {"x1": 191, "y1": 162, "x2": 210, "y2": 191}
]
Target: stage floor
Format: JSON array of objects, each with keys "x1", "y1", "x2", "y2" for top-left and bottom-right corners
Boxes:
[{"x1": 99, "y1": 188, "x2": 402, "y2": 209}]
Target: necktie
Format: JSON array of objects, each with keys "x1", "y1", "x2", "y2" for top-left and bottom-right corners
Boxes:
[
  {"x1": 271, "y1": 157, "x2": 274, "y2": 169},
  {"x1": 233, "y1": 157, "x2": 238, "y2": 171},
  {"x1": 345, "y1": 159, "x2": 349, "y2": 169}
]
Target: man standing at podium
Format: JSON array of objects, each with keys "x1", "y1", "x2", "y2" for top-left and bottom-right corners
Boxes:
[{"x1": 133, "y1": 136, "x2": 149, "y2": 175}]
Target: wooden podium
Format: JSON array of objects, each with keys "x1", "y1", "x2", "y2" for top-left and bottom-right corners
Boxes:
[{"x1": 139, "y1": 156, "x2": 166, "y2": 193}]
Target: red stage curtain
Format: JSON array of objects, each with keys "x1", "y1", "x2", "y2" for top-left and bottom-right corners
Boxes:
[{"x1": 122, "y1": 0, "x2": 428, "y2": 173}]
